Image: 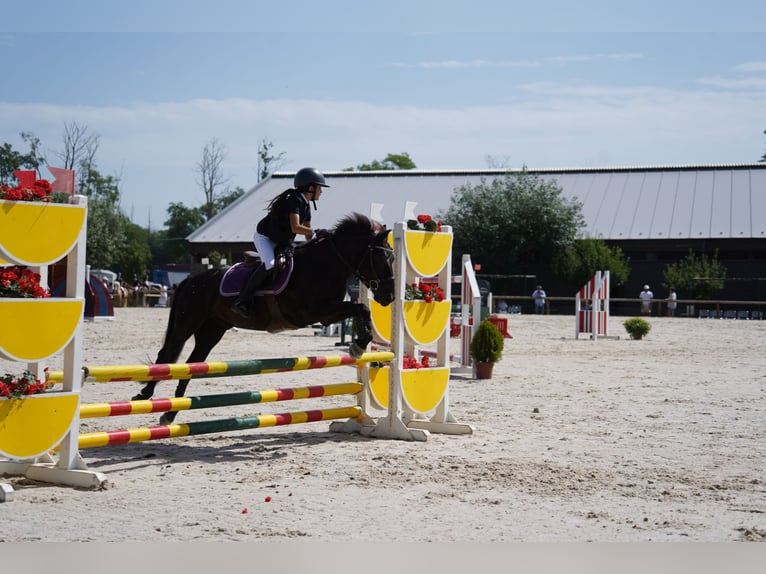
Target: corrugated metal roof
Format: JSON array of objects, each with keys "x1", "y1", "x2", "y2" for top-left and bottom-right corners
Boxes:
[{"x1": 188, "y1": 164, "x2": 766, "y2": 244}]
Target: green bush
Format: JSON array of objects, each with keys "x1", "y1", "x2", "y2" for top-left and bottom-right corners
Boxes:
[
  {"x1": 623, "y1": 317, "x2": 651, "y2": 340},
  {"x1": 470, "y1": 319, "x2": 504, "y2": 363}
]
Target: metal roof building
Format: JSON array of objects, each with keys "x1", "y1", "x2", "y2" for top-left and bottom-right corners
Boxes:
[{"x1": 188, "y1": 163, "x2": 766, "y2": 302}]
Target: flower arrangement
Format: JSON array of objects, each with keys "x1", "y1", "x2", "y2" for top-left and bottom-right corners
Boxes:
[
  {"x1": 0, "y1": 370, "x2": 49, "y2": 398},
  {"x1": 0, "y1": 178, "x2": 69, "y2": 203},
  {"x1": 1, "y1": 178, "x2": 53, "y2": 202},
  {"x1": 406, "y1": 214, "x2": 443, "y2": 232},
  {"x1": 402, "y1": 354, "x2": 430, "y2": 369},
  {"x1": 404, "y1": 281, "x2": 445, "y2": 303},
  {"x1": 0, "y1": 266, "x2": 50, "y2": 298}
]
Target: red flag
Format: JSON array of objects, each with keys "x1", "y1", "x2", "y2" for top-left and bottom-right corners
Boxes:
[
  {"x1": 47, "y1": 166, "x2": 76, "y2": 195},
  {"x1": 12, "y1": 170, "x2": 37, "y2": 187}
]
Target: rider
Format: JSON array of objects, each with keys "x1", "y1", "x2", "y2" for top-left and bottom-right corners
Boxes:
[{"x1": 232, "y1": 167, "x2": 330, "y2": 317}]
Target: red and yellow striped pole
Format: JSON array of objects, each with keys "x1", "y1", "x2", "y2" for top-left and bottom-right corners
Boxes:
[
  {"x1": 79, "y1": 381, "x2": 363, "y2": 418},
  {"x1": 77, "y1": 406, "x2": 363, "y2": 449},
  {"x1": 46, "y1": 352, "x2": 394, "y2": 384}
]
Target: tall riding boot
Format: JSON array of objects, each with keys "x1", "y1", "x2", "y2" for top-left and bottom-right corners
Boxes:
[{"x1": 232, "y1": 264, "x2": 271, "y2": 317}]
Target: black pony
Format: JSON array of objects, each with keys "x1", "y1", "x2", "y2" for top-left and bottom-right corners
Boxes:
[{"x1": 133, "y1": 213, "x2": 395, "y2": 422}]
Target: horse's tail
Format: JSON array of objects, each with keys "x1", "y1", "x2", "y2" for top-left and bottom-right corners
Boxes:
[{"x1": 158, "y1": 276, "x2": 188, "y2": 351}]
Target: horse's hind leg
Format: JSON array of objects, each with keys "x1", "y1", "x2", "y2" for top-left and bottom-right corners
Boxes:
[
  {"x1": 132, "y1": 324, "x2": 192, "y2": 401},
  {"x1": 159, "y1": 321, "x2": 229, "y2": 425}
]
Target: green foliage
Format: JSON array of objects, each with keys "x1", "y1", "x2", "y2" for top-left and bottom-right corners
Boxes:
[
  {"x1": 662, "y1": 249, "x2": 726, "y2": 299},
  {"x1": 257, "y1": 140, "x2": 286, "y2": 182},
  {"x1": 0, "y1": 133, "x2": 46, "y2": 185},
  {"x1": 344, "y1": 152, "x2": 416, "y2": 171},
  {"x1": 156, "y1": 202, "x2": 206, "y2": 263},
  {"x1": 80, "y1": 168, "x2": 130, "y2": 270},
  {"x1": 438, "y1": 170, "x2": 584, "y2": 274},
  {"x1": 555, "y1": 238, "x2": 630, "y2": 291},
  {"x1": 211, "y1": 186, "x2": 245, "y2": 216},
  {"x1": 469, "y1": 319, "x2": 504, "y2": 363},
  {"x1": 206, "y1": 250, "x2": 225, "y2": 268},
  {"x1": 116, "y1": 222, "x2": 152, "y2": 280},
  {"x1": 623, "y1": 317, "x2": 651, "y2": 340}
]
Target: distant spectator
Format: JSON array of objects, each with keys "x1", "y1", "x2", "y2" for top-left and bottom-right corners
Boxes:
[
  {"x1": 640, "y1": 285, "x2": 654, "y2": 315},
  {"x1": 666, "y1": 287, "x2": 677, "y2": 317},
  {"x1": 158, "y1": 284, "x2": 168, "y2": 308},
  {"x1": 531, "y1": 285, "x2": 547, "y2": 315},
  {"x1": 496, "y1": 299, "x2": 509, "y2": 314}
]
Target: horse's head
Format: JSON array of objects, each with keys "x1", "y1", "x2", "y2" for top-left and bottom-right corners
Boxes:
[
  {"x1": 331, "y1": 213, "x2": 395, "y2": 306},
  {"x1": 361, "y1": 226, "x2": 395, "y2": 306}
]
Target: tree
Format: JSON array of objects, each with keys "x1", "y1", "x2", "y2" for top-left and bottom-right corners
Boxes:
[
  {"x1": 212, "y1": 186, "x2": 245, "y2": 214},
  {"x1": 53, "y1": 122, "x2": 100, "y2": 194},
  {"x1": 116, "y1": 222, "x2": 153, "y2": 281},
  {"x1": 344, "y1": 152, "x2": 416, "y2": 171},
  {"x1": 0, "y1": 143, "x2": 27, "y2": 185},
  {"x1": 80, "y1": 168, "x2": 129, "y2": 270},
  {"x1": 195, "y1": 138, "x2": 229, "y2": 220},
  {"x1": 159, "y1": 202, "x2": 206, "y2": 263},
  {"x1": 554, "y1": 238, "x2": 631, "y2": 292},
  {"x1": 257, "y1": 139, "x2": 286, "y2": 182},
  {"x1": 438, "y1": 170, "x2": 584, "y2": 274},
  {"x1": 0, "y1": 133, "x2": 46, "y2": 185},
  {"x1": 760, "y1": 129, "x2": 766, "y2": 162},
  {"x1": 662, "y1": 249, "x2": 727, "y2": 299},
  {"x1": 19, "y1": 132, "x2": 46, "y2": 177}
]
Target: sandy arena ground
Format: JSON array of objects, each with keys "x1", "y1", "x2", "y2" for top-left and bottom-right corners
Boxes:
[{"x1": 1, "y1": 307, "x2": 765, "y2": 543}]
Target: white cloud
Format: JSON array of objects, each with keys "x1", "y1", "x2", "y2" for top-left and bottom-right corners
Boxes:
[
  {"x1": 734, "y1": 61, "x2": 766, "y2": 73},
  {"x1": 2, "y1": 83, "x2": 763, "y2": 228},
  {"x1": 696, "y1": 75, "x2": 766, "y2": 89},
  {"x1": 393, "y1": 52, "x2": 643, "y2": 70},
  {"x1": 392, "y1": 59, "x2": 538, "y2": 69}
]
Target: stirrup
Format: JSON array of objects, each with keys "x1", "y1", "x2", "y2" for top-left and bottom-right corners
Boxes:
[{"x1": 232, "y1": 300, "x2": 250, "y2": 317}]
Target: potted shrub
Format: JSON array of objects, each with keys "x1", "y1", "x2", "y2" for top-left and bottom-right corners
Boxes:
[
  {"x1": 623, "y1": 317, "x2": 651, "y2": 340},
  {"x1": 470, "y1": 319, "x2": 504, "y2": 379}
]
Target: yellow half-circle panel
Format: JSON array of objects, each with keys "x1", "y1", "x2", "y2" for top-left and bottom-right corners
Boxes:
[
  {"x1": 402, "y1": 300, "x2": 451, "y2": 345},
  {"x1": 0, "y1": 393, "x2": 79, "y2": 459},
  {"x1": 0, "y1": 299, "x2": 83, "y2": 361},
  {"x1": 0, "y1": 201, "x2": 86, "y2": 265},
  {"x1": 401, "y1": 367, "x2": 449, "y2": 413},
  {"x1": 370, "y1": 299, "x2": 391, "y2": 344},
  {"x1": 403, "y1": 230, "x2": 453, "y2": 278},
  {"x1": 368, "y1": 366, "x2": 389, "y2": 409}
]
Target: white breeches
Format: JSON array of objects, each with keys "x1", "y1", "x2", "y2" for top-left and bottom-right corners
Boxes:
[{"x1": 253, "y1": 231, "x2": 276, "y2": 270}]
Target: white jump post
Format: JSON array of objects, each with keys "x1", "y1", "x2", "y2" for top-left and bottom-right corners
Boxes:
[
  {"x1": 460, "y1": 254, "x2": 481, "y2": 374},
  {"x1": 575, "y1": 270, "x2": 610, "y2": 340}
]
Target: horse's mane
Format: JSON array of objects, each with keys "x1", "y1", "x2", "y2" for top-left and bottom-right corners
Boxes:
[
  {"x1": 296, "y1": 212, "x2": 378, "y2": 252},
  {"x1": 332, "y1": 212, "x2": 374, "y2": 236}
]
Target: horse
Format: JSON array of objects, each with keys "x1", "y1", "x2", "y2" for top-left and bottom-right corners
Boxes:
[{"x1": 132, "y1": 213, "x2": 395, "y2": 424}]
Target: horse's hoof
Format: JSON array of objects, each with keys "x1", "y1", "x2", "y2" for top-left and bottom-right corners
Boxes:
[{"x1": 349, "y1": 342, "x2": 364, "y2": 358}]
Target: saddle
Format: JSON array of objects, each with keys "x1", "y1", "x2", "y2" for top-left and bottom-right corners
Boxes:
[{"x1": 219, "y1": 247, "x2": 294, "y2": 297}]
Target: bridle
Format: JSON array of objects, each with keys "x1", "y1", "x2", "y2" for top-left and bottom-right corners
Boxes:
[{"x1": 325, "y1": 235, "x2": 394, "y2": 293}]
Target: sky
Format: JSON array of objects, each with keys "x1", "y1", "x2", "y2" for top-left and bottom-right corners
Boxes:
[{"x1": 2, "y1": 0, "x2": 765, "y2": 229}]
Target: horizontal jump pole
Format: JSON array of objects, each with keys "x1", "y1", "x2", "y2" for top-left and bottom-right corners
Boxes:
[
  {"x1": 46, "y1": 351, "x2": 394, "y2": 384},
  {"x1": 77, "y1": 406, "x2": 363, "y2": 449},
  {"x1": 79, "y1": 381, "x2": 363, "y2": 419}
]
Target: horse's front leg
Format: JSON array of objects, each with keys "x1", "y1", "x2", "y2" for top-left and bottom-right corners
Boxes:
[{"x1": 348, "y1": 303, "x2": 372, "y2": 358}]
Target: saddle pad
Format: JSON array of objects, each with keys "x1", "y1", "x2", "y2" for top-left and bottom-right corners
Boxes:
[{"x1": 219, "y1": 258, "x2": 293, "y2": 297}]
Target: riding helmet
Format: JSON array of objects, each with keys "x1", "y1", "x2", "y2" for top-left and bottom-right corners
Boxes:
[{"x1": 294, "y1": 167, "x2": 330, "y2": 189}]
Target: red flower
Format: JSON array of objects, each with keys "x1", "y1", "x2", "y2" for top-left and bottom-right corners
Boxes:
[
  {"x1": 0, "y1": 370, "x2": 47, "y2": 398},
  {"x1": 0, "y1": 178, "x2": 54, "y2": 203},
  {"x1": 0, "y1": 266, "x2": 49, "y2": 298}
]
